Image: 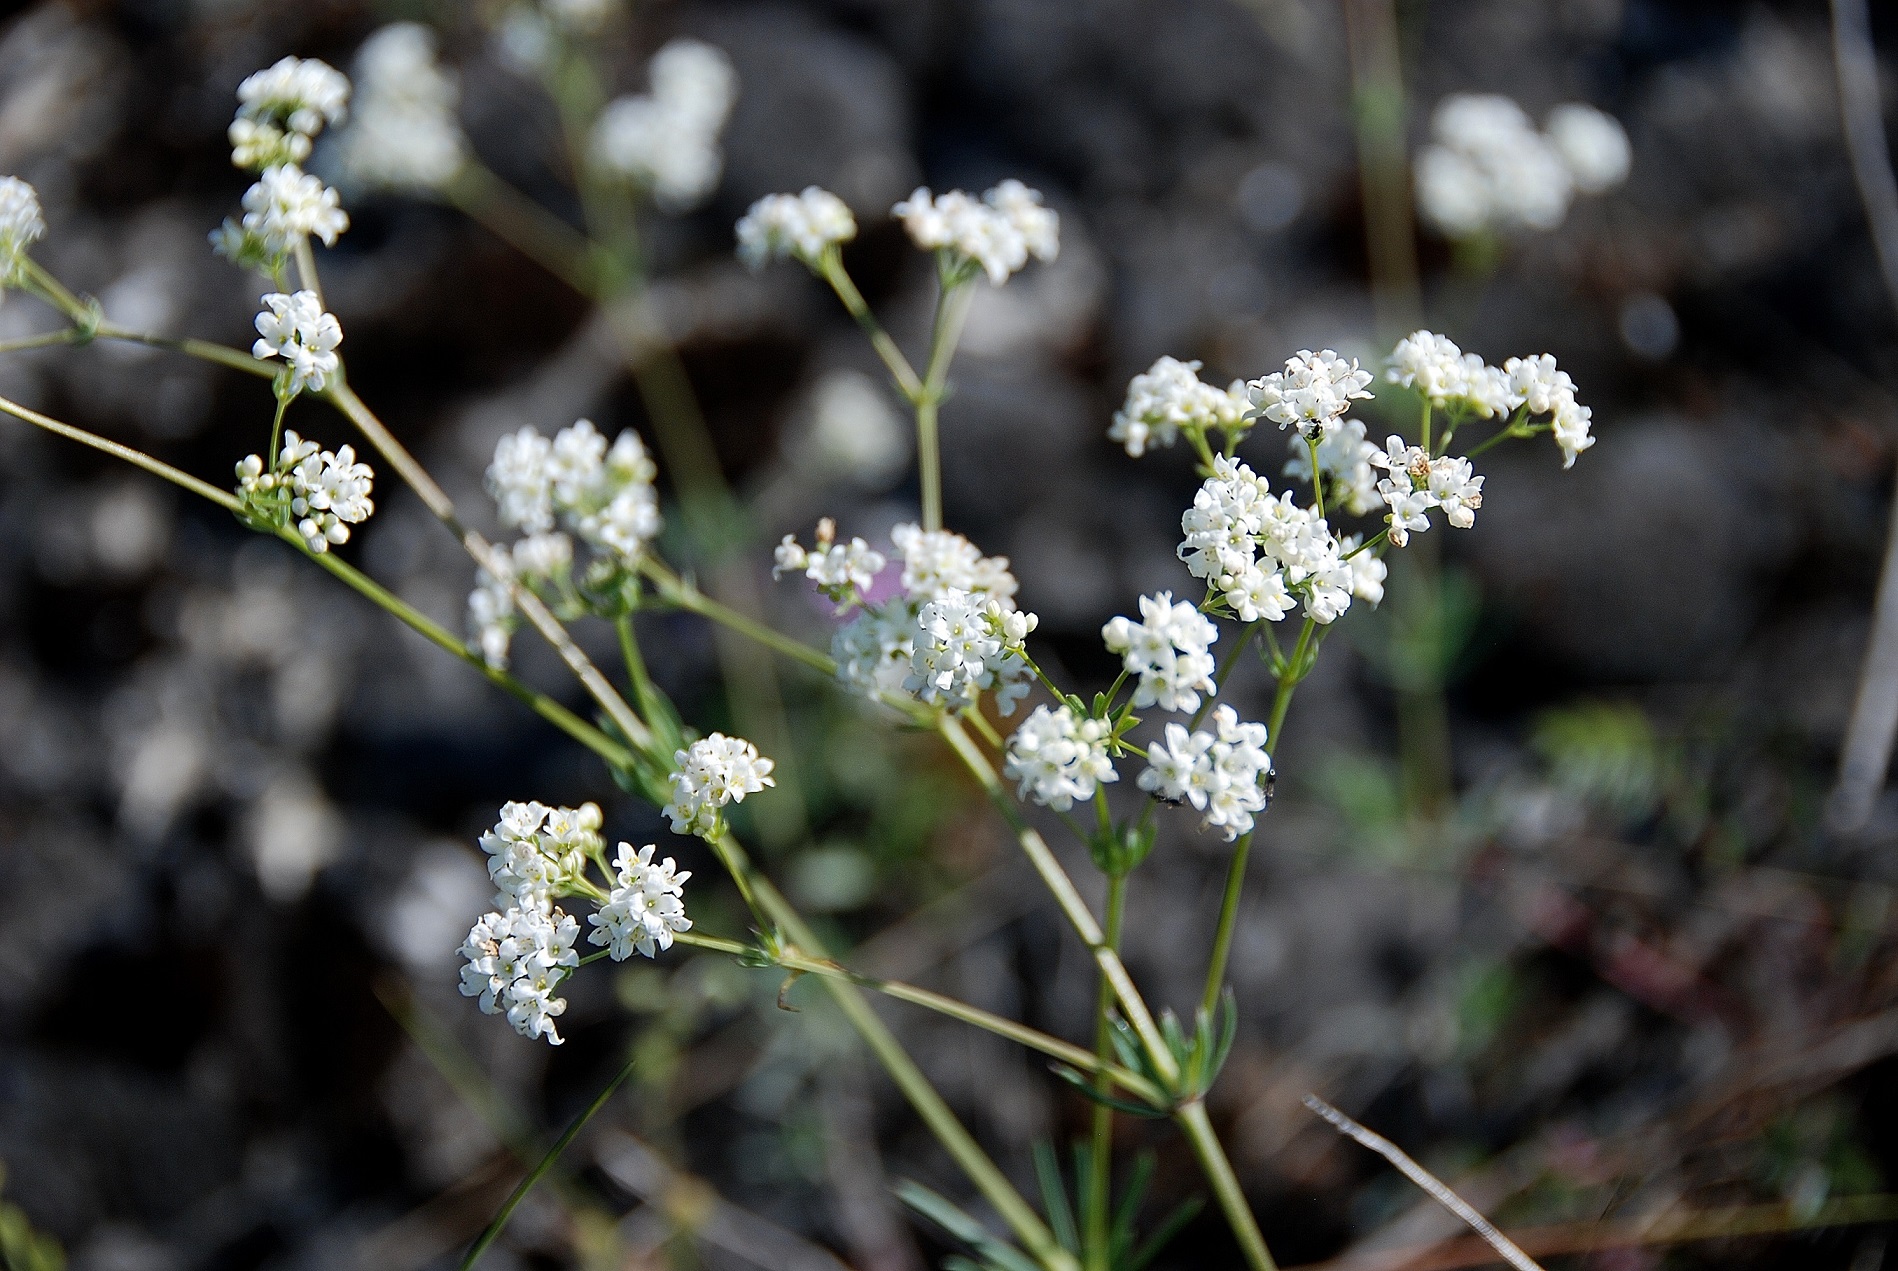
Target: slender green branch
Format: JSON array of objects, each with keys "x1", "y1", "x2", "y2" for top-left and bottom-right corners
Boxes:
[
  {"x1": 1191, "y1": 622, "x2": 1260, "y2": 730},
  {"x1": 1199, "y1": 833, "x2": 1253, "y2": 1019},
  {"x1": 1176, "y1": 1102, "x2": 1277, "y2": 1271},
  {"x1": 292, "y1": 237, "x2": 324, "y2": 306},
  {"x1": 0, "y1": 329, "x2": 81, "y2": 354},
  {"x1": 639, "y1": 558, "x2": 838, "y2": 675},
  {"x1": 914, "y1": 278, "x2": 976, "y2": 532},
  {"x1": 19, "y1": 257, "x2": 90, "y2": 323},
  {"x1": 1307, "y1": 435, "x2": 1326, "y2": 519},
  {"x1": 462, "y1": 1052, "x2": 639, "y2": 1269},
  {"x1": 444, "y1": 162, "x2": 598, "y2": 296},
  {"x1": 818, "y1": 247, "x2": 924, "y2": 400},
  {"x1": 1086, "y1": 874, "x2": 1129, "y2": 1271},
  {"x1": 0, "y1": 393, "x2": 241, "y2": 509},
  {"x1": 96, "y1": 323, "x2": 273, "y2": 377}
]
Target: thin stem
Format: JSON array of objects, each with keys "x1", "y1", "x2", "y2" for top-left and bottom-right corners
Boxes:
[
  {"x1": 461, "y1": 1052, "x2": 639, "y2": 1269},
  {"x1": 1420, "y1": 398, "x2": 1432, "y2": 455},
  {"x1": 1176, "y1": 1102, "x2": 1277, "y2": 1271},
  {"x1": 0, "y1": 329, "x2": 80, "y2": 354},
  {"x1": 444, "y1": 162, "x2": 598, "y2": 295},
  {"x1": 266, "y1": 392, "x2": 288, "y2": 469},
  {"x1": 1307, "y1": 436, "x2": 1326, "y2": 519},
  {"x1": 818, "y1": 247, "x2": 924, "y2": 400},
  {"x1": 1085, "y1": 873, "x2": 1129, "y2": 1271},
  {"x1": 1342, "y1": 530, "x2": 1388, "y2": 561},
  {"x1": 639, "y1": 559, "x2": 837, "y2": 676},
  {"x1": 1463, "y1": 425, "x2": 1528, "y2": 460},
  {"x1": 1192, "y1": 622, "x2": 1260, "y2": 730},
  {"x1": 0, "y1": 393, "x2": 241, "y2": 509},
  {"x1": 1267, "y1": 619, "x2": 1315, "y2": 742},
  {"x1": 915, "y1": 278, "x2": 976, "y2": 532},
  {"x1": 1199, "y1": 832, "x2": 1253, "y2": 1019},
  {"x1": 19, "y1": 258, "x2": 90, "y2": 324},
  {"x1": 95, "y1": 323, "x2": 272, "y2": 377},
  {"x1": 707, "y1": 828, "x2": 772, "y2": 934},
  {"x1": 292, "y1": 237, "x2": 323, "y2": 306}
]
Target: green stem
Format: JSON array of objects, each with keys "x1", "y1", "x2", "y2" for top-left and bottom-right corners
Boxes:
[
  {"x1": 1307, "y1": 435, "x2": 1326, "y2": 519},
  {"x1": 1199, "y1": 832, "x2": 1253, "y2": 1019},
  {"x1": 19, "y1": 258, "x2": 90, "y2": 324},
  {"x1": 1420, "y1": 398, "x2": 1432, "y2": 455},
  {"x1": 292, "y1": 237, "x2": 323, "y2": 307},
  {"x1": 461, "y1": 1052, "x2": 639, "y2": 1269},
  {"x1": 819, "y1": 247, "x2": 924, "y2": 400},
  {"x1": 266, "y1": 391, "x2": 288, "y2": 470},
  {"x1": 444, "y1": 163, "x2": 598, "y2": 296},
  {"x1": 1267, "y1": 620, "x2": 1315, "y2": 741},
  {"x1": 0, "y1": 329, "x2": 81, "y2": 354},
  {"x1": 0, "y1": 392, "x2": 241, "y2": 509},
  {"x1": 1086, "y1": 873, "x2": 1129, "y2": 1271},
  {"x1": 915, "y1": 279, "x2": 976, "y2": 532},
  {"x1": 1191, "y1": 622, "x2": 1260, "y2": 730},
  {"x1": 640, "y1": 559, "x2": 837, "y2": 676},
  {"x1": 1175, "y1": 1102, "x2": 1277, "y2": 1271},
  {"x1": 94, "y1": 323, "x2": 272, "y2": 377}
]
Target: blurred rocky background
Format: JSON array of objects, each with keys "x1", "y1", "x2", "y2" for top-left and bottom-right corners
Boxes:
[{"x1": 2, "y1": 0, "x2": 1898, "y2": 1268}]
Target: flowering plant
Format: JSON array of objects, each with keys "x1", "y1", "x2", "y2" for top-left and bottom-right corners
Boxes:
[{"x1": 0, "y1": 22, "x2": 1607, "y2": 1271}]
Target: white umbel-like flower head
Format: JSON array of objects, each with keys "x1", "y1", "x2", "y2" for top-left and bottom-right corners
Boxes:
[
  {"x1": 892, "y1": 180, "x2": 1059, "y2": 284},
  {"x1": 1102, "y1": 592, "x2": 1219, "y2": 714},
  {"x1": 1545, "y1": 103, "x2": 1631, "y2": 195},
  {"x1": 1246, "y1": 349, "x2": 1374, "y2": 439},
  {"x1": 1137, "y1": 705, "x2": 1272, "y2": 841},
  {"x1": 458, "y1": 904, "x2": 581, "y2": 1044},
  {"x1": 775, "y1": 518, "x2": 886, "y2": 602},
  {"x1": 905, "y1": 588, "x2": 1036, "y2": 714},
  {"x1": 334, "y1": 23, "x2": 466, "y2": 191},
  {"x1": 285, "y1": 433, "x2": 375, "y2": 551},
  {"x1": 736, "y1": 187, "x2": 857, "y2": 270},
  {"x1": 230, "y1": 56, "x2": 351, "y2": 169},
  {"x1": 241, "y1": 164, "x2": 349, "y2": 252},
  {"x1": 890, "y1": 523, "x2": 1019, "y2": 604},
  {"x1": 590, "y1": 38, "x2": 737, "y2": 211},
  {"x1": 1004, "y1": 704, "x2": 1117, "y2": 811},
  {"x1": 1109, "y1": 356, "x2": 1249, "y2": 457},
  {"x1": 484, "y1": 419, "x2": 661, "y2": 562},
  {"x1": 665, "y1": 733, "x2": 775, "y2": 838},
  {"x1": 1177, "y1": 456, "x2": 1364, "y2": 625},
  {"x1": 0, "y1": 176, "x2": 44, "y2": 284},
  {"x1": 252, "y1": 290, "x2": 343, "y2": 395},
  {"x1": 589, "y1": 843, "x2": 692, "y2": 960}
]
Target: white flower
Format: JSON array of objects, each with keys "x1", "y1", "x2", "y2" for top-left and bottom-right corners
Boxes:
[
  {"x1": 334, "y1": 23, "x2": 466, "y2": 191},
  {"x1": 1102, "y1": 592, "x2": 1218, "y2": 714},
  {"x1": 889, "y1": 523, "x2": 1018, "y2": 605},
  {"x1": 1551, "y1": 399, "x2": 1595, "y2": 468},
  {"x1": 1246, "y1": 349, "x2": 1374, "y2": 438},
  {"x1": 1427, "y1": 455, "x2": 1484, "y2": 528},
  {"x1": 1545, "y1": 103, "x2": 1631, "y2": 195},
  {"x1": 1136, "y1": 705, "x2": 1272, "y2": 841},
  {"x1": 468, "y1": 555, "x2": 518, "y2": 670},
  {"x1": 590, "y1": 38, "x2": 736, "y2": 211},
  {"x1": 1283, "y1": 416, "x2": 1380, "y2": 516},
  {"x1": 478, "y1": 799, "x2": 602, "y2": 908},
  {"x1": 484, "y1": 420, "x2": 661, "y2": 562},
  {"x1": 905, "y1": 588, "x2": 1035, "y2": 714},
  {"x1": 487, "y1": 426, "x2": 555, "y2": 533},
  {"x1": 776, "y1": 520, "x2": 886, "y2": 599},
  {"x1": 892, "y1": 180, "x2": 1059, "y2": 285},
  {"x1": 1416, "y1": 93, "x2": 1586, "y2": 237},
  {"x1": 459, "y1": 904, "x2": 581, "y2": 1044},
  {"x1": 1385, "y1": 330, "x2": 1469, "y2": 405},
  {"x1": 589, "y1": 842, "x2": 692, "y2": 960},
  {"x1": 240, "y1": 164, "x2": 349, "y2": 253},
  {"x1": 832, "y1": 600, "x2": 919, "y2": 697},
  {"x1": 665, "y1": 733, "x2": 775, "y2": 838},
  {"x1": 1004, "y1": 704, "x2": 1117, "y2": 812},
  {"x1": 0, "y1": 176, "x2": 45, "y2": 282},
  {"x1": 283, "y1": 431, "x2": 375, "y2": 551},
  {"x1": 1340, "y1": 535, "x2": 1387, "y2": 605},
  {"x1": 252, "y1": 290, "x2": 343, "y2": 394},
  {"x1": 1109, "y1": 356, "x2": 1249, "y2": 457},
  {"x1": 230, "y1": 56, "x2": 351, "y2": 169},
  {"x1": 736, "y1": 187, "x2": 856, "y2": 270},
  {"x1": 1502, "y1": 353, "x2": 1595, "y2": 467}
]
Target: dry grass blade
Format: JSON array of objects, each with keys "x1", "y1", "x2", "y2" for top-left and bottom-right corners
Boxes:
[{"x1": 1302, "y1": 1095, "x2": 1545, "y2": 1271}]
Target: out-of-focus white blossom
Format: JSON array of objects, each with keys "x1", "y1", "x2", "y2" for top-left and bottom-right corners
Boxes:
[
  {"x1": 590, "y1": 38, "x2": 736, "y2": 211},
  {"x1": 589, "y1": 842, "x2": 691, "y2": 960},
  {"x1": 736, "y1": 187, "x2": 856, "y2": 270},
  {"x1": 484, "y1": 419, "x2": 661, "y2": 562},
  {"x1": 833, "y1": 601, "x2": 920, "y2": 698},
  {"x1": 1340, "y1": 535, "x2": 1388, "y2": 605},
  {"x1": 239, "y1": 164, "x2": 349, "y2": 254},
  {"x1": 1109, "y1": 356, "x2": 1249, "y2": 457},
  {"x1": 1246, "y1": 349, "x2": 1374, "y2": 439},
  {"x1": 1004, "y1": 704, "x2": 1117, "y2": 811},
  {"x1": 1137, "y1": 705, "x2": 1273, "y2": 840},
  {"x1": 230, "y1": 56, "x2": 351, "y2": 169},
  {"x1": 0, "y1": 176, "x2": 44, "y2": 283},
  {"x1": 458, "y1": 904, "x2": 581, "y2": 1043},
  {"x1": 333, "y1": 23, "x2": 466, "y2": 191},
  {"x1": 893, "y1": 180, "x2": 1059, "y2": 285},
  {"x1": 1545, "y1": 103, "x2": 1631, "y2": 195},
  {"x1": 665, "y1": 733, "x2": 775, "y2": 838},
  {"x1": 252, "y1": 290, "x2": 343, "y2": 395},
  {"x1": 890, "y1": 523, "x2": 1018, "y2": 604},
  {"x1": 1102, "y1": 592, "x2": 1218, "y2": 714},
  {"x1": 774, "y1": 518, "x2": 885, "y2": 602}
]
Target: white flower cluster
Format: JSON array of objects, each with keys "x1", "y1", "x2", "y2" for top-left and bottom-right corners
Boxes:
[
  {"x1": 1179, "y1": 458, "x2": 1385, "y2": 625},
  {"x1": 1283, "y1": 418, "x2": 1381, "y2": 517},
  {"x1": 333, "y1": 23, "x2": 466, "y2": 192},
  {"x1": 479, "y1": 799, "x2": 604, "y2": 908},
  {"x1": 589, "y1": 843, "x2": 693, "y2": 960},
  {"x1": 458, "y1": 905, "x2": 580, "y2": 1044},
  {"x1": 664, "y1": 733, "x2": 776, "y2": 838},
  {"x1": 242, "y1": 164, "x2": 350, "y2": 253},
  {"x1": 590, "y1": 39, "x2": 737, "y2": 211},
  {"x1": 0, "y1": 176, "x2": 44, "y2": 284},
  {"x1": 1246, "y1": 349, "x2": 1375, "y2": 439},
  {"x1": 236, "y1": 428, "x2": 376, "y2": 553},
  {"x1": 471, "y1": 419, "x2": 661, "y2": 667},
  {"x1": 1385, "y1": 331, "x2": 1594, "y2": 468},
  {"x1": 229, "y1": 56, "x2": 351, "y2": 170},
  {"x1": 1108, "y1": 356, "x2": 1249, "y2": 458},
  {"x1": 827, "y1": 524, "x2": 1036, "y2": 713},
  {"x1": 252, "y1": 290, "x2": 343, "y2": 394},
  {"x1": 1368, "y1": 436, "x2": 1483, "y2": 547},
  {"x1": 1004, "y1": 704, "x2": 1118, "y2": 812},
  {"x1": 736, "y1": 186, "x2": 857, "y2": 270},
  {"x1": 893, "y1": 180, "x2": 1059, "y2": 285},
  {"x1": 775, "y1": 517, "x2": 886, "y2": 602},
  {"x1": 1138, "y1": 706, "x2": 1273, "y2": 841},
  {"x1": 1102, "y1": 593, "x2": 1219, "y2": 713},
  {"x1": 1415, "y1": 94, "x2": 1630, "y2": 238}
]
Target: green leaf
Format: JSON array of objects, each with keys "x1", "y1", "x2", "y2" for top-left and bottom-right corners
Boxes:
[
  {"x1": 1049, "y1": 1064, "x2": 1169, "y2": 1119},
  {"x1": 895, "y1": 1180, "x2": 1043, "y2": 1271},
  {"x1": 1032, "y1": 1141, "x2": 1080, "y2": 1254}
]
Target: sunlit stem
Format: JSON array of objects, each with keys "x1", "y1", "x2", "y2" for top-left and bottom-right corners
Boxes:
[
  {"x1": 1307, "y1": 434, "x2": 1327, "y2": 519},
  {"x1": 1085, "y1": 872, "x2": 1129, "y2": 1271},
  {"x1": 638, "y1": 558, "x2": 837, "y2": 676},
  {"x1": 292, "y1": 237, "x2": 323, "y2": 306},
  {"x1": 916, "y1": 275, "x2": 976, "y2": 532},
  {"x1": 1199, "y1": 831, "x2": 1253, "y2": 1019},
  {"x1": 1177, "y1": 1102, "x2": 1278, "y2": 1271},
  {"x1": 265, "y1": 389, "x2": 289, "y2": 471},
  {"x1": 818, "y1": 247, "x2": 924, "y2": 400}
]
